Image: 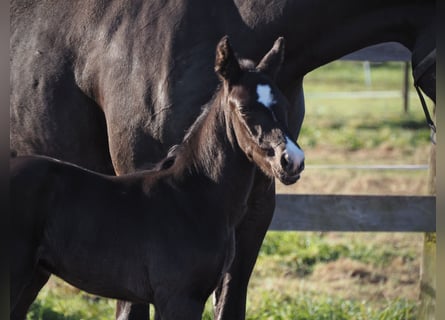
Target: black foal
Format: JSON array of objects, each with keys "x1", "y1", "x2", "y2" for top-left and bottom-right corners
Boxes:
[{"x1": 10, "y1": 36, "x2": 304, "y2": 320}]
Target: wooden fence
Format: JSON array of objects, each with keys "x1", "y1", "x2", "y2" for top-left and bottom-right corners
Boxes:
[
  {"x1": 270, "y1": 42, "x2": 436, "y2": 319},
  {"x1": 271, "y1": 194, "x2": 435, "y2": 232}
]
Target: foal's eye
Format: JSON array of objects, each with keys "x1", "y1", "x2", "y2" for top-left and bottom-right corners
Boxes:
[
  {"x1": 238, "y1": 105, "x2": 252, "y2": 117},
  {"x1": 254, "y1": 102, "x2": 278, "y2": 121},
  {"x1": 266, "y1": 148, "x2": 275, "y2": 157}
]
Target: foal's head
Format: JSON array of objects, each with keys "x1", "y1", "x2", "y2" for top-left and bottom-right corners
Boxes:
[{"x1": 215, "y1": 36, "x2": 304, "y2": 185}]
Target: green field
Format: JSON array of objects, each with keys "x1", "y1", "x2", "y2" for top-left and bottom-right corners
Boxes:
[{"x1": 26, "y1": 61, "x2": 432, "y2": 319}]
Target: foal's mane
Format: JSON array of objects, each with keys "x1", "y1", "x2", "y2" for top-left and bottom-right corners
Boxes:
[
  {"x1": 153, "y1": 58, "x2": 257, "y2": 176},
  {"x1": 158, "y1": 86, "x2": 225, "y2": 173}
]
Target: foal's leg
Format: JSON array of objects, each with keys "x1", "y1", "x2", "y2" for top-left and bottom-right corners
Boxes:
[
  {"x1": 11, "y1": 235, "x2": 50, "y2": 320},
  {"x1": 11, "y1": 268, "x2": 50, "y2": 320},
  {"x1": 154, "y1": 307, "x2": 162, "y2": 320},
  {"x1": 155, "y1": 296, "x2": 205, "y2": 320},
  {"x1": 214, "y1": 170, "x2": 275, "y2": 320}
]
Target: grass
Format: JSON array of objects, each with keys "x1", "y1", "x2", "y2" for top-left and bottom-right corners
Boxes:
[
  {"x1": 300, "y1": 61, "x2": 430, "y2": 155},
  {"x1": 245, "y1": 294, "x2": 417, "y2": 320},
  {"x1": 304, "y1": 61, "x2": 409, "y2": 92},
  {"x1": 26, "y1": 61, "x2": 432, "y2": 319},
  {"x1": 27, "y1": 288, "x2": 115, "y2": 320},
  {"x1": 251, "y1": 232, "x2": 422, "y2": 298}
]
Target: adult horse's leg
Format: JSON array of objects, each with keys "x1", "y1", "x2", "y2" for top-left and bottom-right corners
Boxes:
[
  {"x1": 214, "y1": 169, "x2": 276, "y2": 320},
  {"x1": 116, "y1": 301, "x2": 149, "y2": 320}
]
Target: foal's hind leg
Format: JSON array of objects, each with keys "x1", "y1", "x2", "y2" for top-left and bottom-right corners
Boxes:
[{"x1": 11, "y1": 268, "x2": 50, "y2": 320}]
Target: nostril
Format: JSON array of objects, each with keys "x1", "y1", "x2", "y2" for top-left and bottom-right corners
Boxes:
[
  {"x1": 299, "y1": 161, "x2": 305, "y2": 172},
  {"x1": 280, "y1": 153, "x2": 289, "y2": 170},
  {"x1": 266, "y1": 148, "x2": 275, "y2": 157}
]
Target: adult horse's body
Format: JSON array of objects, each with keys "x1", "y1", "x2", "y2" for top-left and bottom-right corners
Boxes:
[
  {"x1": 10, "y1": 1, "x2": 435, "y2": 319},
  {"x1": 10, "y1": 36, "x2": 304, "y2": 320}
]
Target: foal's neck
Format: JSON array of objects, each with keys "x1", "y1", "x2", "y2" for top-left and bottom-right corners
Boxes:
[
  {"x1": 176, "y1": 91, "x2": 256, "y2": 191},
  {"x1": 138, "y1": 90, "x2": 258, "y2": 226}
]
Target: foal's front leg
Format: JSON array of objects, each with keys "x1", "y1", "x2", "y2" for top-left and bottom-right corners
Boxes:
[
  {"x1": 155, "y1": 295, "x2": 205, "y2": 320},
  {"x1": 214, "y1": 170, "x2": 275, "y2": 320}
]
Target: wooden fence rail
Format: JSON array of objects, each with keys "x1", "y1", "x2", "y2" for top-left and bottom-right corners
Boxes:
[{"x1": 271, "y1": 194, "x2": 435, "y2": 232}]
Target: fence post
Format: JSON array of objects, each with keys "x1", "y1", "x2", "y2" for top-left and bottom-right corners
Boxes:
[
  {"x1": 418, "y1": 109, "x2": 436, "y2": 319},
  {"x1": 403, "y1": 62, "x2": 410, "y2": 113}
]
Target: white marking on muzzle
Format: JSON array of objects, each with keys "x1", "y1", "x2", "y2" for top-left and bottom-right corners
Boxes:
[
  {"x1": 256, "y1": 84, "x2": 275, "y2": 108},
  {"x1": 285, "y1": 137, "x2": 305, "y2": 171}
]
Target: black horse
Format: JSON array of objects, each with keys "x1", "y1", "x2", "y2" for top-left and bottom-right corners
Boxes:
[
  {"x1": 10, "y1": 1, "x2": 435, "y2": 319},
  {"x1": 10, "y1": 36, "x2": 304, "y2": 320}
]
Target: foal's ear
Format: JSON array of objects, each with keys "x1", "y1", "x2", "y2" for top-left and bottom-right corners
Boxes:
[
  {"x1": 256, "y1": 37, "x2": 285, "y2": 80},
  {"x1": 215, "y1": 35, "x2": 241, "y2": 83}
]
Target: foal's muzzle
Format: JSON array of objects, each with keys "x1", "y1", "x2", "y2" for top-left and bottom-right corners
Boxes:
[
  {"x1": 273, "y1": 139, "x2": 305, "y2": 185},
  {"x1": 278, "y1": 153, "x2": 304, "y2": 185}
]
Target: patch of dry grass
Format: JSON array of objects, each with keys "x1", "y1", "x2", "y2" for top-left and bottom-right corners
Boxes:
[
  {"x1": 277, "y1": 168, "x2": 429, "y2": 196},
  {"x1": 249, "y1": 232, "x2": 423, "y2": 309},
  {"x1": 307, "y1": 232, "x2": 422, "y2": 303},
  {"x1": 276, "y1": 145, "x2": 431, "y2": 196}
]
